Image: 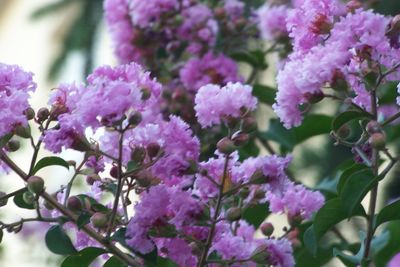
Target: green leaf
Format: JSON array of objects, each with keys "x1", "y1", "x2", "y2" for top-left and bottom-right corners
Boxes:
[
  {"x1": 103, "y1": 256, "x2": 127, "y2": 267},
  {"x1": 242, "y1": 203, "x2": 269, "y2": 227},
  {"x1": 333, "y1": 248, "x2": 359, "y2": 266},
  {"x1": 154, "y1": 257, "x2": 179, "y2": 267},
  {"x1": 294, "y1": 114, "x2": 333, "y2": 144},
  {"x1": 337, "y1": 164, "x2": 368, "y2": 194},
  {"x1": 375, "y1": 199, "x2": 400, "y2": 229},
  {"x1": 332, "y1": 111, "x2": 369, "y2": 132},
  {"x1": 13, "y1": 188, "x2": 35, "y2": 210},
  {"x1": 0, "y1": 133, "x2": 13, "y2": 148},
  {"x1": 252, "y1": 84, "x2": 276, "y2": 105},
  {"x1": 76, "y1": 213, "x2": 91, "y2": 230},
  {"x1": 45, "y1": 225, "x2": 77, "y2": 255},
  {"x1": 375, "y1": 222, "x2": 400, "y2": 267},
  {"x1": 126, "y1": 161, "x2": 139, "y2": 173},
  {"x1": 304, "y1": 198, "x2": 365, "y2": 255},
  {"x1": 238, "y1": 139, "x2": 260, "y2": 159},
  {"x1": 61, "y1": 247, "x2": 106, "y2": 267},
  {"x1": 32, "y1": 156, "x2": 70, "y2": 175},
  {"x1": 340, "y1": 169, "x2": 377, "y2": 216},
  {"x1": 260, "y1": 115, "x2": 332, "y2": 152},
  {"x1": 230, "y1": 50, "x2": 268, "y2": 69}
]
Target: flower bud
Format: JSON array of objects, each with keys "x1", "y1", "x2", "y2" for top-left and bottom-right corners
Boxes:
[
  {"x1": 214, "y1": 7, "x2": 226, "y2": 19},
  {"x1": 128, "y1": 112, "x2": 142, "y2": 127},
  {"x1": 235, "y1": 17, "x2": 247, "y2": 30},
  {"x1": 217, "y1": 137, "x2": 236, "y2": 154},
  {"x1": 131, "y1": 146, "x2": 146, "y2": 162},
  {"x1": 288, "y1": 214, "x2": 303, "y2": 227},
  {"x1": 27, "y1": 176, "x2": 44, "y2": 194},
  {"x1": 90, "y1": 212, "x2": 108, "y2": 229},
  {"x1": 37, "y1": 107, "x2": 50, "y2": 122},
  {"x1": 260, "y1": 222, "x2": 274, "y2": 236},
  {"x1": 239, "y1": 187, "x2": 250, "y2": 198},
  {"x1": 189, "y1": 242, "x2": 201, "y2": 255},
  {"x1": 250, "y1": 244, "x2": 270, "y2": 264},
  {"x1": 136, "y1": 171, "x2": 153, "y2": 187},
  {"x1": 110, "y1": 165, "x2": 119, "y2": 179},
  {"x1": 147, "y1": 142, "x2": 161, "y2": 158},
  {"x1": 24, "y1": 107, "x2": 35, "y2": 120},
  {"x1": 67, "y1": 196, "x2": 83, "y2": 212},
  {"x1": 369, "y1": 132, "x2": 386, "y2": 150},
  {"x1": 390, "y1": 14, "x2": 400, "y2": 32},
  {"x1": 0, "y1": 192, "x2": 8, "y2": 207},
  {"x1": 254, "y1": 188, "x2": 265, "y2": 199},
  {"x1": 14, "y1": 125, "x2": 31, "y2": 138},
  {"x1": 6, "y1": 139, "x2": 20, "y2": 152},
  {"x1": 232, "y1": 132, "x2": 249, "y2": 146},
  {"x1": 141, "y1": 88, "x2": 151, "y2": 100},
  {"x1": 346, "y1": 0, "x2": 362, "y2": 12},
  {"x1": 337, "y1": 125, "x2": 351, "y2": 139},
  {"x1": 226, "y1": 116, "x2": 240, "y2": 129},
  {"x1": 226, "y1": 207, "x2": 242, "y2": 221},
  {"x1": 366, "y1": 121, "x2": 381, "y2": 135},
  {"x1": 22, "y1": 191, "x2": 35, "y2": 205},
  {"x1": 304, "y1": 91, "x2": 324, "y2": 104},
  {"x1": 242, "y1": 117, "x2": 257, "y2": 133},
  {"x1": 310, "y1": 14, "x2": 332, "y2": 34},
  {"x1": 86, "y1": 174, "x2": 101, "y2": 185}
]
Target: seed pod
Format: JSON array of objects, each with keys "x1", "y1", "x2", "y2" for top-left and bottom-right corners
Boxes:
[
  {"x1": 90, "y1": 212, "x2": 108, "y2": 229},
  {"x1": 67, "y1": 196, "x2": 83, "y2": 212},
  {"x1": 260, "y1": 222, "x2": 274, "y2": 236},
  {"x1": 27, "y1": 176, "x2": 44, "y2": 194}
]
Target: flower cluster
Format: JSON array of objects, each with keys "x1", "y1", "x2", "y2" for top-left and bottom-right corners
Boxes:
[{"x1": 273, "y1": 0, "x2": 400, "y2": 128}]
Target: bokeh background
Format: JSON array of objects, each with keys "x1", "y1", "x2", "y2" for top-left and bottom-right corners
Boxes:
[{"x1": 1, "y1": 0, "x2": 400, "y2": 266}]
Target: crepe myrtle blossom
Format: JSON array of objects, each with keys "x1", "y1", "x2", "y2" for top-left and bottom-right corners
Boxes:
[
  {"x1": 180, "y1": 52, "x2": 243, "y2": 92},
  {"x1": 275, "y1": 6, "x2": 400, "y2": 128},
  {"x1": 0, "y1": 63, "x2": 36, "y2": 137},
  {"x1": 257, "y1": 3, "x2": 290, "y2": 41},
  {"x1": 194, "y1": 82, "x2": 257, "y2": 128}
]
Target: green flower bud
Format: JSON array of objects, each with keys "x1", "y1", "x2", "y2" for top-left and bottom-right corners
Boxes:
[
  {"x1": 15, "y1": 125, "x2": 31, "y2": 138},
  {"x1": 232, "y1": 132, "x2": 249, "y2": 147},
  {"x1": 337, "y1": 125, "x2": 351, "y2": 139},
  {"x1": 366, "y1": 121, "x2": 381, "y2": 135},
  {"x1": 27, "y1": 176, "x2": 44, "y2": 194},
  {"x1": 6, "y1": 139, "x2": 20, "y2": 152},
  {"x1": 37, "y1": 107, "x2": 50, "y2": 122},
  {"x1": 369, "y1": 132, "x2": 386, "y2": 150},
  {"x1": 304, "y1": 91, "x2": 324, "y2": 104},
  {"x1": 226, "y1": 207, "x2": 242, "y2": 222},
  {"x1": 288, "y1": 214, "x2": 303, "y2": 227},
  {"x1": 250, "y1": 244, "x2": 270, "y2": 264},
  {"x1": 128, "y1": 112, "x2": 142, "y2": 127},
  {"x1": 24, "y1": 107, "x2": 35, "y2": 120},
  {"x1": 147, "y1": 142, "x2": 161, "y2": 158},
  {"x1": 131, "y1": 146, "x2": 146, "y2": 162},
  {"x1": 217, "y1": 137, "x2": 236, "y2": 154},
  {"x1": 22, "y1": 191, "x2": 35, "y2": 205},
  {"x1": 239, "y1": 187, "x2": 250, "y2": 198},
  {"x1": 90, "y1": 212, "x2": 108, "y2": 229}
]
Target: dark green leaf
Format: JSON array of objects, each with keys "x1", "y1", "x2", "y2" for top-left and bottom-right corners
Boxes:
[
  {"x1": 332, "y1": 111, "x2": 369, "y2": 133},
  {"x1": 242, "y1": 203, "x2": 269, "y2": 227},
  {"x1": 340, "y1": 169, "x2": 377, "y2": 216},
  {"x1": 337, "y1": 164, "x2": 368, "y2": 194},
  {"x1": 154, "y1": 257, "x2": 179, "y2": 267},
  {"x1": 77, "y1": 213, "x2": 91, "y2": 230},
  {"x1": 304, "y1": 198, "x2": 365, "y2": 255},
  {"x1": 252, "y1": 84, "x2": 276, "y2": 105},
  {"x1": 103, "y1": 256, "x2": 127, "y2": 267},
  {"x1": 61, "y1": 247, "x2": 106, "y2": 267},
  {"x1": 238, "y1": 139, "x2": 260, "y2": 159},
  {"x1": 32, "y1": 156, "x2": 69, "y2": 175},
  {"x1": 261, "y1": 119, "x2": 296, "y2": 151},
  {"x1": 375, "y1": 222, "x2": 400, "y2": 267},
  {"x1": 0, "y1": 133, "x2": 13, "y2": 148},
  {"x1": 375, "y1": 199, "x2": 400, "y2": 229},
  {"x1": 294, "y1": 114, "x2": 333, "y2": 144},
  {"x1": 13, "y1": 188, "x2": 35, "y2": 210},
  {"x1": 229, "y1": 50, "x2": 267, "y2": 69},
  {"x1": 126, "y1": 161, "x2": 139, "y2": 173},
  {"x1": 45, "y1": 225, "x2": 77, "y2": 255}
]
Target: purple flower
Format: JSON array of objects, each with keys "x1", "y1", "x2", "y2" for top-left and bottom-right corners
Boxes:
[
  {"x1": 265, "y1": 238, "x2": 295, "y2": 267},
  {"x1": 104, "y1": 0, "x2": 142, "y2": 63},
  {"x1": 180, "y1": 52, "x2": 242, "y2": 92},
  {"x1": 195, "y1": 82, "x2": 257, "y2": 128},
  {"x1": 388, "y1": 252, "x2": 400, "y2": 267},
  {"x1": 267, "y1": 182, "x2": 324, "y2": 220},
  {"x1": 0, "y1": 63, "x2": 36, "y2": 137},
  {"x1": 155, "y1": 238, "x2": 197, "y2": 266},
  {"x1": 128, "y1": 0, "x2": 179, "y2": 28},
  {"x1": 258, "y1": 4, "x2": 290, "y2": 41}
]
